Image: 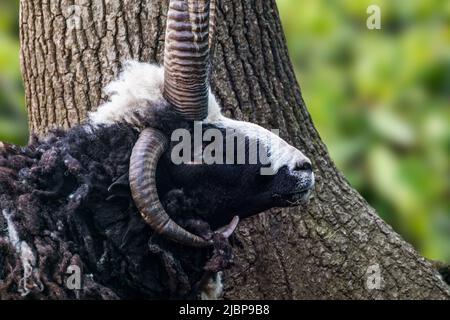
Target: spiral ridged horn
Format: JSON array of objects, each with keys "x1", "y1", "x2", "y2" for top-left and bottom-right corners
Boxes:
[
  {"x1": 163, "y1": 0, "x2": 211, "y2": 121},
  {"x1": 129, "y1": 128, "x2": 211, "y2": 247}
]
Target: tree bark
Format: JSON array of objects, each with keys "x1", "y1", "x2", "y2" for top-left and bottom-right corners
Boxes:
[{"x1": 19, "y1": 0, "x2": 450, "y2": 299}]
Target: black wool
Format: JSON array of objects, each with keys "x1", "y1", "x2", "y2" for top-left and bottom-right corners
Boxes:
[{"x1": 0, "y1": 123, "x2": 231, "y2": 299}]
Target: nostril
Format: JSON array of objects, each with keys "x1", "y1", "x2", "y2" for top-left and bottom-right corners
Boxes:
[{"x1": 294, "y1": 160, "x2": 312, "y2": 172}]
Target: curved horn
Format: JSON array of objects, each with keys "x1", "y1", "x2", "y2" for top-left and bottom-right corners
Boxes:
[
  {"x1": 129, "y1": 128, "x2": 211, "y2": 247},
  {"x1": 163, "y1": 0, "x2": 211, "y2": 121}
]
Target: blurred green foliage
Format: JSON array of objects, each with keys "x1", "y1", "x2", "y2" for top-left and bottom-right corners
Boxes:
[
  {"x1": 0, "y1": 0, "x2": 27, "y2": 144},
  {"x1": 0, "y1": 0, "x2": 448, "y2": 262},
  {"x1": 278, "y1": 0, "x2": 449, "y2": 262}
]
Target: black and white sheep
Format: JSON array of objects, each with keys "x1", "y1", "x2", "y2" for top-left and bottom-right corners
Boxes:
[{"x1": 0, "y1": 0, "x2": 314, "y2": 299}]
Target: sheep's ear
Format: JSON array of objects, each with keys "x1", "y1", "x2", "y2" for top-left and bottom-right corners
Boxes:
[{"x1": 163, "y1": 0, "x2": 211, "y2": 121}]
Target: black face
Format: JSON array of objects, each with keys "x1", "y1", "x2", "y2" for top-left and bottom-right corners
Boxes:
[{"x1": 155, "y1": 122, "x2": 315, "y2": 229}]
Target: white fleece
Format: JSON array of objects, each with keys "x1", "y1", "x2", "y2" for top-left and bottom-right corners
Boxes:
[{"x1": 2, "y1": 209, "x2": 43, "y2": 296}]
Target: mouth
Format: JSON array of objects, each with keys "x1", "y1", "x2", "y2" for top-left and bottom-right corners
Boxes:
[{"x1": 273, "y1": 189, "x2": 312, "y2": 207}]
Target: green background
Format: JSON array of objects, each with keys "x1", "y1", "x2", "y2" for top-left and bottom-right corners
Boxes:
[{"x1": 0, "y1": 0, "x2": 449, "y2": 262}]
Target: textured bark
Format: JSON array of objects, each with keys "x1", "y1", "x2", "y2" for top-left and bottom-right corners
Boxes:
[{"x1": 19, "y1": 0, "x2": 450, "y2": 299}]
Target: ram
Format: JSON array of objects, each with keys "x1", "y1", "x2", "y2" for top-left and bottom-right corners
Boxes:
[{"x1": 0, "y1": 0, "x2": 314, "y2": 299}]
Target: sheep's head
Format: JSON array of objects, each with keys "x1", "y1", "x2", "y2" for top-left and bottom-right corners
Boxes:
[{"x1": 126, "y1": 0, "x2": 314, "y2": 247}]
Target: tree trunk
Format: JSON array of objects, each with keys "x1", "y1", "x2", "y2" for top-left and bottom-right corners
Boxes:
[{"x1": 19, "y1": 0, "x2": 450, "y2": 299}]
